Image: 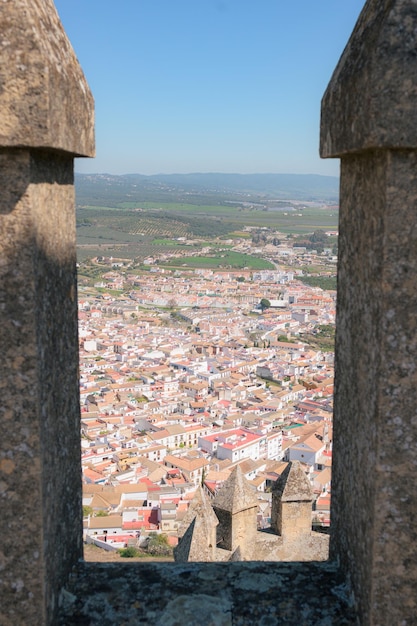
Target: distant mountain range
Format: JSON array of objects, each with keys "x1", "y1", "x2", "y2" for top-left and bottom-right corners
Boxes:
[{"x1": 75, "y1": 172, "x2": 339, "y2": 206}]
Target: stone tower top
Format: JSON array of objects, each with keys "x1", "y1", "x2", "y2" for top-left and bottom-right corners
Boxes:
[
  {"x1": 0, "y1": 0, "x2": 94, "y2": 156},
  {"x1": 273, "y1": 461, "x2": 312, "y2": 502},
  {"x1": 177, "y1": 485, "x2": 219, "y2": 539},
  {"x1": 321, "y1": 0, "x2": 417, "y2": 157},
  {"x1": 212, "y1": 465, "x2": 257, "y2": 513}
]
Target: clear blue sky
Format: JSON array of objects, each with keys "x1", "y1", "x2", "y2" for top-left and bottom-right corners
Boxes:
[{"x1": 54, "y1": 0, "x2": 365, "y2": 177}]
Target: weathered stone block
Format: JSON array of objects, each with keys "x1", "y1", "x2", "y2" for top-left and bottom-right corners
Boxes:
[
  {"x1": 0, "y1": 0, "x2": 94, "y2": 156},
  {"x1": 0, "y1": 149, "x2": 82, "y2": 624},
  {"x1": 0, "y1": 1, "x2": 94, "y2": 623},
  {"x1": 321, "y1": 0, "x2": 417, "y2": 156}
]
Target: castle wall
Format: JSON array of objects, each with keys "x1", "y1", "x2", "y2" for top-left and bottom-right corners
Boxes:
[{"x1": 1, "y1": 1, "x2": 417, "y2": 624}]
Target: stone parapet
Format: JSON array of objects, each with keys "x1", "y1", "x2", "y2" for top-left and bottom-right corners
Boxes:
[{"x1": 58, "y1": 561, "x2": 356, "y2": 625}]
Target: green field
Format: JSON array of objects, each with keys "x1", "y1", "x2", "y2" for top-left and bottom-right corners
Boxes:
[
  {"x1": 114, "y1": 202, "x2": 338, "y2": 232},
  {"x1": 78, "y1": 203, "x2": 338, "y2": 232},
  {"x1": 76, "y1": 200, "x2": 338, "y2": 263},
  {"x1": 161, "y1": 252, "x2": 275, "y2": 270},
  {"x1": 151, "y1": 238, "x2": 184, "y2": 245},
  {"x1": 299, "y1": 275, "x2": 337, "y2": 290}
]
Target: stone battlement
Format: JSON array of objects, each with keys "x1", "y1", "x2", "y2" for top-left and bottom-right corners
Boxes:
[
  {"x1": 174, "y1": 462, "x2": 329, "y2": 563},
  {"x1": 1, "y1": 1, "x2": 417, "y2": 624}
]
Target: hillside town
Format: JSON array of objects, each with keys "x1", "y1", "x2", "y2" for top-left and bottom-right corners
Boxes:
[{"x1": 80, "y1": 247, "x2": 335, "y2": 555}]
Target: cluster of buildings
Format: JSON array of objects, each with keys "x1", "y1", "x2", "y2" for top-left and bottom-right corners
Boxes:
[
  {"x1": 79, "y1": 266, "x2": 335, "y2": 552},
  {"x1": 90, "y1": 263, "x2": 334, "y2": 313}
]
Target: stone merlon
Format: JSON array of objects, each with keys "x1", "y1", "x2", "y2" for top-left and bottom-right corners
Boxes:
[
  {"x1": 0, "y1": 0, "x2": 95, "y2": 156},
  {"x1": 212, "y1": 465, "x2": 258, "y2": 514},
  {"x1": 320, "y1": 0, "x2": 417, "y2": 157},
  {"x1": 273, "y1": 460, "x2": 313, "y2": 502}
]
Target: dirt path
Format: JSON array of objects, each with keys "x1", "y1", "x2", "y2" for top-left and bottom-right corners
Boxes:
[{"x1": 83, "y1": 542, "x2": 174, "y2": 563}]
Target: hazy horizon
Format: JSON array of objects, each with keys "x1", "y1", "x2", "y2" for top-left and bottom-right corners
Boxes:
[{"x1": 76, "y1": 170, "x2": 339, "y2": 179}]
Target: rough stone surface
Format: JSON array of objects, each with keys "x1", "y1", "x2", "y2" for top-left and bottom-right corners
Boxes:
[
  {"x1": 0, "y1": 3, "x2": 93, "y2": 624},
  {"x1": 0, "y1": 0, "x2": 94, "y2": 156},
  {"x1": 58, "y1": 561, "x2": 358, "y2": 625},
  {"x1": 321, "y1": 1, "x2": 417, "y2": 622},
  {"x1": 0, "y1": 150, "x2": 82, "y2": 624},
  {"x1": 330, "y1": 150, "x2": 417, "y2": 624},
  {"x1": 320, "y1": 0, "x2": 417, "y2": 156}
]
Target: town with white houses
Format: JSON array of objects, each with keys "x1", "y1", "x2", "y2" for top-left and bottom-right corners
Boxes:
[{"x1": 80, "y1": 245, "x2": 335, "y2": 555}]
